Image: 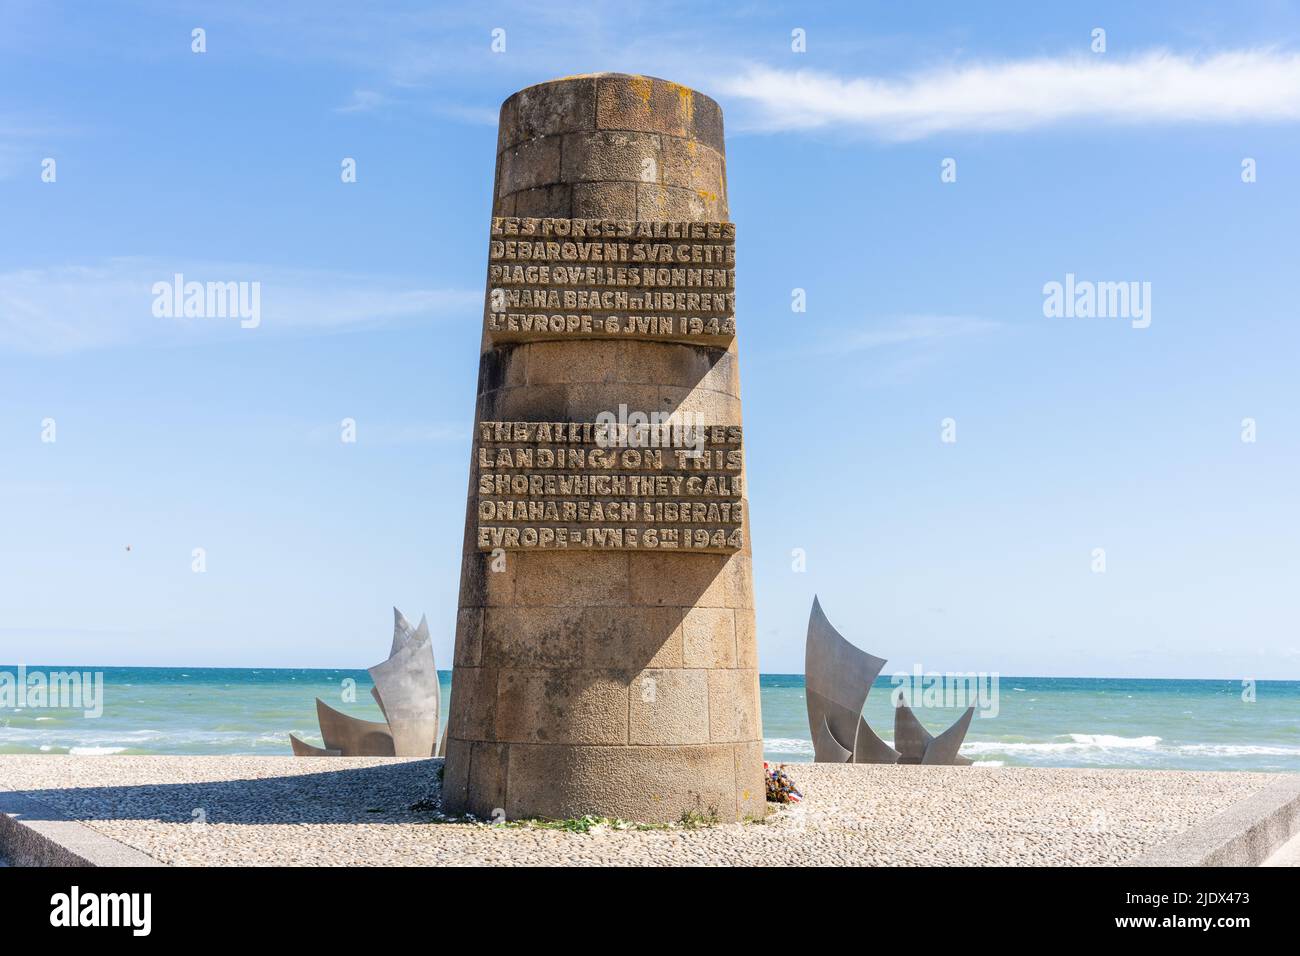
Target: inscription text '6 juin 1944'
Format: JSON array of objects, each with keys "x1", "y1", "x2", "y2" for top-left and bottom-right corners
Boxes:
[{"x1": 475, "y1": 419, "x2": 744, "y2": 553}]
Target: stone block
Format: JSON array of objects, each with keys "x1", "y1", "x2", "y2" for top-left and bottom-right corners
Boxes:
[
  {"x1": 503, "y1": 742, "x2": 738, "y2": 822},
  {"x1": 456, "y1": 548, "x2": 515, "y2": 608},
  {"x1": 682, "y1": 607, "x2": 737, "y2": 668},
  {"x1": 595, "y1": 75, "x2": 725, "y2": 154},
  {"x1": 447, "y1": 665, "x2": 499, "y2": 740},
  {"x1": 466, "y1": 740, "x2": 509, "y2": 817},
  {"x1": 561, "y1": 130, "x2": 663, "y2": 184},
  {"x1": 511, "y1": 551, "x2": 630, "y2": 607},
  {"x1": 733, "y1": 739, "x2": 767, "y2": 819},
  {"x1": 657, "y1": 384, "x2": 741, "y2": 421},
  {"x1": 440, "y1": 736, "x2": 472, "y2": 809},
  {"x1": 498, "y1": 135, "x2": 561, "y2": 195},
  {"x1": 628, "y1": 667, "x2": 710, "y2": 745},
  {"x1": 579, "y1": 605, "x2": 685, "y2": 673},
  {"x1": 453, "y1": 607, "x2": 483, "y2": 667},
  {"x1": 618, "y1": 340, "x2": 723, "y2": 389},
  {"x1": 525, "y1": 340, "x2": 620, "y2": 386},
  {"x1": 571, "y1": 181, "x2": 638, "y2": 218},
  {"x1": 498, "y1": 76, "x2": 597, "y2": 153},
  {"x1": 661, "y1": 137, "x2": 726, "y2": 193},
  {"x1": 477, "y1": 343, "x2": 528, "y2": 393},
  {"x1": 495, "y1": 668, "x2": 629, "y2": 745},
  {"x1": 481, "y1": 606, "x2": 584, "y2": 668},
  {"x1": 511, "y1": 183, "x2": 572, "y2": 217},
  {"x1": 734, "y1": 609, "x2": 759, "y2": 669},
  {"x1": 708, "y1": 668, "x2": 761, "y2": 742},
  {"x1": 628, "y1": 551, "x2": 729, "y2": 608},
  {"x1": 636, "y1": 182, "x2": 725, "y2": 220}
]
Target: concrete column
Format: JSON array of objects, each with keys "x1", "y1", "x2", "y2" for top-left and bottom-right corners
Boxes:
[{"x1": 442, "y1": 74, "x2": 763, "y2": 823}]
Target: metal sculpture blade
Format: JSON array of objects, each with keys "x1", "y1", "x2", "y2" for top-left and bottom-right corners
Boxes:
[
  {"x1": 368, "y1": 617, "x2": 440, "y2": 758},
  {"x1": 315, "y1": 698, "x2": 396, "y2": 756},
  {"x1": 853, "y1": 714, "x2": 901, "y2": 764},
  {"x1": 895, "y1": 700, "x2": 975, "y2": 765},
  {"x1": 893, "y1": 701, "x2": 934, "y2": 764},
  {"x1": 293, "y1": 607, "x2": 442, "y2": 758},
  {"x1": 390, "y1": 606, "x2": 417, "y2": 658},
  {"x1": 289, "y1": 734, "x2": 341, "y2": 757},
  {"x1": 921, "y1": 706, "x2": 975, "y2": 765},
  {"x1": 806, "y1": 596, "x2": 887, "y2": 762},
  {"x1": 812, "y1": 714, "x2": 852, "y2": 763}
]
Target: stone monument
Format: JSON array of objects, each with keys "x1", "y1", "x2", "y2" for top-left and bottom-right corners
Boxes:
[{"x1": 442, "y1": 74, "x2": 763, "y2": 823}]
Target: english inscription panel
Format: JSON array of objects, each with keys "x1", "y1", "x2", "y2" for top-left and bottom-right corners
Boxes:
[{"x1": 475, "y1": 419, "x2": 744, "y2": 553}]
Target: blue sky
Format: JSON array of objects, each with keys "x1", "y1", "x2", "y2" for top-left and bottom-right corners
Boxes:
[{"x1": 2, "y1": 1, "x2": 1298, "y2": 678}]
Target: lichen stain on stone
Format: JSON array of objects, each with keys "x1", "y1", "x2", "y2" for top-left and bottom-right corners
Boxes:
[
  {"x1": 669, "y1": 83, "x2": 695, "y2": 125},
  {"x1": 629, "y1": 76, "x2": 653, "y2": 107}
]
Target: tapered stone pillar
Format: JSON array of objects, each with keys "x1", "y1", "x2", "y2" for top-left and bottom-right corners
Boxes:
[{"x1": 442, "y1": 74, "x2": 763, "y2": 823}]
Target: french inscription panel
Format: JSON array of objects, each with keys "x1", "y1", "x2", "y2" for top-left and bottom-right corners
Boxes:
[
  {"x1": 485, "y1": 218, "x2": 736, "y2": 346},
  {"x1": 475, "y1": 419, "x2": 744, "y2": 553}
]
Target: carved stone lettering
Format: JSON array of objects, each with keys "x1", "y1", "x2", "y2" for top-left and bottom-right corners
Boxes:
[
  {"x1": 484, "y1": 218, "x2": 737, "y2": 345},
  {"x1": 474, "y1": 419, "x2": 744, "y2": 552}
]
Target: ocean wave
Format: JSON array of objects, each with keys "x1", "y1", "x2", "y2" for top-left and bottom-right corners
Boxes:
[
  {"x1": 68, "y1": 746, "x2": 126, "y2": 755},
  {"x1": 1067, "y1": 733, "x2": 1162, "y2": 749},
  {"x1": 764, "y1": 737, "x2": 814, "y2": 755},
  {"x1": 1175, "y1": 743, "x2": 1300, "y2": 757},
  {"x1": 963, "y1": 734, "x2": 1162, "y2": 755}
]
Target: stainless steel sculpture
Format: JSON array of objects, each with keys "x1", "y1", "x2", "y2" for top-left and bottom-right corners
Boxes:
[
  {"x1": 894, "y1": 701, "x2": 975, "y2": 765},
  {"x1": 288, "y1": 735, "x2": 341, "y2": 757},
  {"x1": 312, "y1": 698, "x2": 396, "y2": 756},
  {"x1": 369, "y1": 610, "x2": 440, "y2": 757},
  {"x1": 806, "y1": 596, "x2": 897, "y2": 762},
  {"x1": 805, "y1": 596, "x2": 973, "y2": 766},
  {"x1": 289, "y1": 607, "x2": 442, "y2": 758}
]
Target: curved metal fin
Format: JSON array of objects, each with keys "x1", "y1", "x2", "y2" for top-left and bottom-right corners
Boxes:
[
  {"x1": 806, "y1": 596, "x2": 888, "y2": 760},
  {"x1": 852, "y1": 715, "x2": 900, "y2": 764},
  {"x1": 893, "y1": 701, "x2": 934, "y2": 764},
  {"x1": 391, "y1": 606, "x2": 416, "y2": 658},
  {"x1": 316, "y1": 698, "x2": 395, "y2": 756},
  {"x1": 812, "y1": 713, "x2": 852, "y2": 762},
  {"x1": 368, "y1": 628, "x2": 439, "y2": 758},
  {"x1": 289, "y1": 733, "x2": 341, "y2": 757},
  {"x1": 921, "y1": 706, "x2": 975, "y2": 765}
]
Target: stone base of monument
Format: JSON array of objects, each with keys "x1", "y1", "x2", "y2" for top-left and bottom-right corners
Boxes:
[{"x1": 3, "y1": 756, "x2": 1298, "y2": 866}]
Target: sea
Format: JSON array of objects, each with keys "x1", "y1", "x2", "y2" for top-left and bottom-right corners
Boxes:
[{"x1": 2, "y1": 668, "x2": 1298, "y2": 772}]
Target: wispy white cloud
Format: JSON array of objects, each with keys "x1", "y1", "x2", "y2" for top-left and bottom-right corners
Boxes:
[
  {"x1": 720, "y1": 50, "x2": 1300, "y2": 139},
  {"x1": 0, "y1": 258, "x2": 478, "y2": 354}
]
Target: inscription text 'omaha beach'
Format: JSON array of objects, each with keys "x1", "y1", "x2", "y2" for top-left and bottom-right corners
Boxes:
[
  {"x1": 485, "y1": 217, "x2": 736, "y2": 346},
  {"x1": 475, "y1": 420, "x2": 744, "y2": 553}
]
